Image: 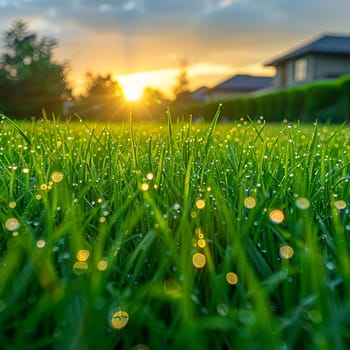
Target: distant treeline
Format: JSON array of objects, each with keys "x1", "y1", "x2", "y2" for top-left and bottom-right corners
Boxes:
[{"x1": 184, "y1": 74, "x2": 350, "y2": 123}]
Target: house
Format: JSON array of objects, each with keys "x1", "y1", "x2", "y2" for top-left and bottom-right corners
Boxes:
[
  {"x1": 191, "y1": 86, "x2": 210, "y2": 102},
  {"x1": 205, "y1": 74, "x2": 273, "y2": 101},
  {"x1": 265, "y1": 34, "x2": 350, "y2": 89}
]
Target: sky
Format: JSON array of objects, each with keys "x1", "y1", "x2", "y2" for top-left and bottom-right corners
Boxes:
[{"x1": 0, "y1": 0, "x2": 349, "y2": 97}]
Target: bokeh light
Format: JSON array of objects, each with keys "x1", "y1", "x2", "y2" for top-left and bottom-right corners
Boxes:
[
  {"x1": 269, "y1": 209, "x2": 284, "y2": 224},
  {"x1": 111, "y1": 310, "x2": 129, "y2": 330},
  {"x1": 192, "y1": 253, "x2": 206, "y2": 268},
  {"x1": 226, "y1": 272, "x2": 239, "y2": 285}
]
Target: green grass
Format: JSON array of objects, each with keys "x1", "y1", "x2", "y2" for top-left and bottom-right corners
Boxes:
[{"x1": 1, "y1": 111, "x2": 350, "y2": 349}]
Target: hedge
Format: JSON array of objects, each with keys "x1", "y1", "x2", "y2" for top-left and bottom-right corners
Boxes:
[{"x1": 185, "y1": 74, "x2": 350, "y2": 123}]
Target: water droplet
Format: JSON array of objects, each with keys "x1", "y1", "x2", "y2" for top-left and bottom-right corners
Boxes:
[
  {"x1": 334, "y1": 200, "x2": 347, "y2": 210},
  {"x1": 195, "y1": 199, "x2": 206, "y2": 210},
  {"x1": 76, "y1": 249, "x2": 90, "y2": 262},
  {"x1": 8, "y1": 201, "x2": 16, "y2": 208},
  {"x1": 217, "y1": 303, "x2": 229, "y2": 317},
  {"x1": 97, "y1": 259, "x2": 108, "y2": 271},
  {"x1": 269, "y1": 209, "x2": 284, "y2": 224},
  {"x1": 51, "y1": 171, "x2": 64, "y2": 183},
  {"x1": 295, "y1": 197, "x2": 310, "y2": 210},
  {"x1": 192, "y1": 253, "x2": 206, "y2": 268},
  {"x1": 244, "y1": 196, "x2": 256, "y2": 209},
  {"x1": 110, "y1": 310, "x2": 129, "y2": 330},
  {"x1": 226, "y1": 272, "x2": 238, "y2": 285},
  {"x1": 73, "y1": 261, "x2": 88, "y2": 275},
  {"x1": 36, "y1": 239, "x2": 46, "y2": 249},
  {"x1": 279, "y1": 245, "x2": 294, "y2": 259},
  {"x1": 5, "y1": 218, "x2": 20, "y2": 231},
  {"x1": 141, "y1": 183, "x2": 149, "y2": 191},
  {"x1": 197, "y1": 239, "x2": 206, "y2": 248}
]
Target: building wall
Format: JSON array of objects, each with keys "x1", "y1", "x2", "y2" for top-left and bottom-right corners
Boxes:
[{"x1": 274, "y1": 54, "x2": 350, "y2": 88}]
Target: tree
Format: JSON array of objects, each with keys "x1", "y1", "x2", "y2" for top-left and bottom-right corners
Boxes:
[
  {"x1": 173, "y1": 57, "x2": 192, "y2": 104},
  {"x1": 75, "y1": 73, "x2": 124, "y2": 120},
  {"x1": 0, "y1": 19, "x2": 70, "y2": 118}
]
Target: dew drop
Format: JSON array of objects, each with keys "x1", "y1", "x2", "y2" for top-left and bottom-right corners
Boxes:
[
  {"x1": 192, "y1": 253, "x2": 206, "y2": 268},
  {"x1": 110, "y1": 310, "x2": 129, "y2": 330},
  {"x1": 226, "y1": 272, "x2": 238, "y2": 285},
  {"x1": 5, "y1": 218, "x2": 20, "y2": 231}
]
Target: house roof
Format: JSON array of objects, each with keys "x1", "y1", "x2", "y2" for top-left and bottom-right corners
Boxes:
[
  {"x1": 210, "y1": 74, "x2": 273, "y2": 92},
  {"x1": 265, "y1": 34, "x2": 350, "y2": 66}
]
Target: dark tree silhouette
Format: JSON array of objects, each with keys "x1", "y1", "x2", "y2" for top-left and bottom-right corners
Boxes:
[{"x1": 0, "y1": 19, "x2": 70, "y2": 118}]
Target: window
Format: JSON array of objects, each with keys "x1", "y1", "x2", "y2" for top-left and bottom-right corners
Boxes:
[{"x1": 294, "y1": 58, "x2": 307, "y2": 81}]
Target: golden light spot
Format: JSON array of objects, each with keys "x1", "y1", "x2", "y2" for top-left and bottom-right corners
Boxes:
[
  {"x1": 73, "y1": 261, "x2": 88, "y2": 275},
  {"x1": 76, "y1": 249, "x2": 90, "y2": 262},
  {"x1": 295, "y1": 197, "x2": 310, "y2": 210},
  {"x1": 269, "y1": 209, "x2": 285, "y2": 224},
  {"x1": 207, "y1": 186, "x2": 212, "y2": 192},
  {"x1": 191, "y1": 211, "x2": 197, "y2": 218},
  {"x1": 12, "y1": 231, "x2": 18, "y2": 237},
  {"x1": 244, "y1": 196, "x2": 256, "y2": 209},
  {"x1": 22, "y1": 168, "x2": 29, "y2": 174},
  {"x1": 97, "y1": 198, "x2": 103, "y2": 204},
  {"x1": 111, "y1": 310, "x2": 129, "y2": 330},
  {"x1": 97, "y1": 259, "x2": 108, "y2": 271},
  {"x1": 51, "y1": 171, "x2": 64, "y2": 183},
  {"x1": 334, "y1": 200, "x2": 347, "y2": 210},
  {"x1": 99, "y1": 217, "x2": 106, "y2": 223},
  {"x1": 5, "y1": 217, "x2": 20, "y2": 231},
  {"x1": 195, "y1": 199, "x2": 206, "y2": 210},
  {"x1": 279, "y1": 245, "x2": 294, "y2": 259},
  {"x1": 40, "y1": 184, "x2": 48, "y2": 190},
  {"x1": 56, "y1": 141, "x2": 62, "y2": 148},
  {"x1": 197, "y1": 239, "x2": 206, "y2": 248},
  {"x1": 226, "y1": 272, "x2": 239, "y2": 285},
  {"x1": 141, "y1": 183, "x2": 149, "y2": 191},
  {"x1": 163, "y1": 278, "x2": 182, "y2": 298},
  {"x1": 36, "y1": 239, "x2": 46, "y2": 248},
  {"x1": 35, "y1": 194, "x2": 42, "y2": 200},
  {"x1": 8, "y1": 201, "x2": 16, "y2": 209},
  {"x1": 146, "y1": 173, "x2": 154, "y2": 180},
  {"x1": 192, "y1": 253, "x2": 206, "y2": 268}
]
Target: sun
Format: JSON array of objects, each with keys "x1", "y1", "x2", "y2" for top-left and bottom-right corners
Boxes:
[{"x1": 123, "y1": 84, "x2": 143, "y2": 102}]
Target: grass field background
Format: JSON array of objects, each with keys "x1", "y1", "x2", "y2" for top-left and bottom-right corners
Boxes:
[{"x1": 1, "y1": 109, "x2": 350, "y2": 349}]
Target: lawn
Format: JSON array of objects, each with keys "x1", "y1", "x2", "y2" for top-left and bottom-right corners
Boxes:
[{"x1": 1, "y1": 109, "x2": 350, "y2": 349}]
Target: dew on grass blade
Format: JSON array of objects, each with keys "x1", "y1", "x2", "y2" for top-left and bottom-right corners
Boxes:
[
  {"x1": 226, "y1": 272, "x2": 238, "y2": 285},
  {"x1": 97, "y1": 259, "x2": 108, "y2": 271},
  {"x1": 269, "y1": 209, "x2": 284, "y2": 224},
  {"x1": 295, "y1": 197, "x2": 310, "y2": 210},
  {"x1": 73, "y1": 261, "x2": 88, "y2": 275},
  {"x1": 36, "y1": 239, "x2": 46, "y2": 249},
  {"x1": 146, "y1": 172, "x2": 154, "y2": 180},
  {"x1": 195, "y1": 199, "x2": 206, "y2": 210},
  {"x1": 334, "y1": 200, "x2": 347, "y2": 210},
  {"x1": 141, "y1": 183, "x2": 149, "y2": 191},
  {"x1": 5, "y1": 217, "x2": 20, "y2": 231},
  {"x1": 51, "y1": 171, "x2": 64, "y2": 183},
  {"x1": 76, "y1": 249, "x2": 90, "y2": 262},
  {"x1": 197, "y1": 239, "x2": 206, "y2": 248},
  {"x1": 192, "y1": 253, "x2": 206, "y2": 268},
  {"x1": 244, "y1": 196, "x2": 256, "y2": 209},
  {"x1": 279, "y1": 245, "x2": 294, "y2": 259},
  {"x1": 110, "y1": 310, "x2": 129, "y2": 330},
  {"x1": 217, "y1": 303, "x2": 229, "y2": 317}
]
